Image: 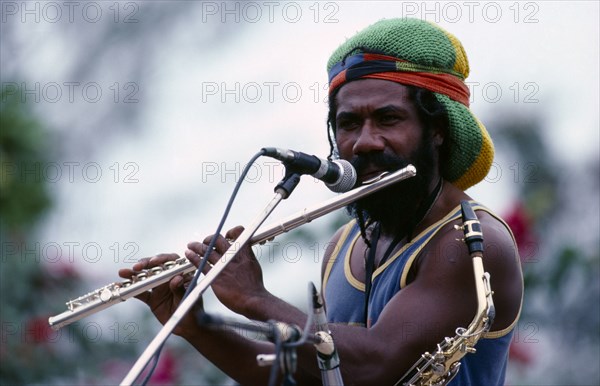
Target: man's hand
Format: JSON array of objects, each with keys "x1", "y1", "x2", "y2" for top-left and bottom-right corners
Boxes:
[
  {"x1": 118, "y1": 253, "x2": 203, "y2": 337},
  {"x1": 185, "y1": 226, "x2": 268, "y2": 317}
]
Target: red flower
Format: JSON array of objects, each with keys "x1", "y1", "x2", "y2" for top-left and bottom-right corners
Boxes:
[
  {"x1": 25, "y1": 316, "x2": 58, "y2": 344},
  {"x1": 44, "y1": 260, "x2": 80, "y2": 280},
  {"x1": 504, "y1": 202, "x2": 539, "y2": 264},
  {"x1": 149, "y1": 349, "x2": 177, "y2": 385},
  {"x1": 509, "y1": 340, "x2": 534, "y2": 366},
  {"x1": 102, "y1": 349, "x2": 177, "y2": 385}
]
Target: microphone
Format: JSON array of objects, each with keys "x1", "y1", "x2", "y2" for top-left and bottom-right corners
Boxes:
[{"x1": 262, "y1": 147, "x2": 357, "y2": 193}]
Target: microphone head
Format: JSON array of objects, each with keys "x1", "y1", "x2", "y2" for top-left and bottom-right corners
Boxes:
[{"x1": 326, "y1": 160, "x2": 357, "y2": 193}]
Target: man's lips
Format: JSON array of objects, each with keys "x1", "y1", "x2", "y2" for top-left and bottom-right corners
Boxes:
[{"x1": 357, "y1": 169, "x2": 388, "y2": 183}]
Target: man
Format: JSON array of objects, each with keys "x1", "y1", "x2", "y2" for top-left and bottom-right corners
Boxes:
[{"x1": 120, "y1": 18, "x2": 523, "y2": 385}]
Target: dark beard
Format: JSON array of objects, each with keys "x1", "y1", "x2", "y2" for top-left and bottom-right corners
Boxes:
[{"x1": 346, "y1": 139, "x2": 437, "y2": 234}]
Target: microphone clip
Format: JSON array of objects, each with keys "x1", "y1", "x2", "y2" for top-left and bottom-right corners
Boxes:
[{"x1": 274, "y1": 169, "x2": 302, "y2": 199}]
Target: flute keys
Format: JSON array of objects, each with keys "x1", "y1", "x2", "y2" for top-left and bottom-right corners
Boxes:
[
  {"x1": 164, "y1": 261, "x2": 175, "y2": 270},
  {"x1": 100, "y1": 288, "x2": 113, "y2": 302},
  {"x1": 150, "y1": 267, "x2": 162, "y2": 275},
  {"x1": 66, "y1": 300, "x2": 76, "y2": 311}
]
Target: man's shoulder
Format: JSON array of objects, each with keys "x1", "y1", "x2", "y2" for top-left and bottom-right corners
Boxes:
[
  {"x1": 429, "y1": 196, "x2": 515, "y2": 242},
  {"x1": 416, "y1": 199, "x2": 522, "y2": 293},
  {"x1": 422, "y1": 201, "x2": 523, "y2": 331},
  {"x1": 320, "y1": 219, "x2": 357, "y2": 278},
  {"x1": 474, "y1": 206, "x2": 519, "y2": 258}
]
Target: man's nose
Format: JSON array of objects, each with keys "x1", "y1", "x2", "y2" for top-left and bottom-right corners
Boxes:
[{"x1": 352, "y1": 122, "x2": 385, "y2": 155}]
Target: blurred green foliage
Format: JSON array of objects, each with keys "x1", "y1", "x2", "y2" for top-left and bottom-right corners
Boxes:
[
  {"x1": 0, "y1": 85, "x2": 230, "y2": 385},
  {"x1": 0, "y1": 89, "x2": 52, "y2": 232},
  {"x1": 0, "y1": 87, "x2": 140, "y2": 384},
  {"x1": 494, "y1": 116, "x2": 600, "y2": 383}
]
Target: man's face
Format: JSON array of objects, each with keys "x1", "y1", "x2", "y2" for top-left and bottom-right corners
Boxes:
[{"x1": 333, "y1": 79, "x2": 438, "y2": 228}]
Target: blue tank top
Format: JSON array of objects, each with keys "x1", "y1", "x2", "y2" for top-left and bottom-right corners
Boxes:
[{"x1": 322, "y1": 202, "x2": 522, "y2": 385}]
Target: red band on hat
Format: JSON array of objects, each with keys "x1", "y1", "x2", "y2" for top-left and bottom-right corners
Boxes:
[
  {"x1": 329, "y1": 70, "x2": 470, "y2": 106},
  {"x1": 362, "y1": 72, "x2": 470, "y2": 106},
  {"x1": 328, "y1": 53, "x2": 470, "y2": 106}
]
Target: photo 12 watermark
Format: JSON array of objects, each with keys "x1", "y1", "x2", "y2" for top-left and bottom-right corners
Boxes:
[
  {"x1": 467, "y1": 81, "x2": 540, "y2": 105},
  {"x1": 198, "y1": 1, "x2": 340, "y2": 24},
  {"x1": 199, "y1": 80, "x2": 540, "y2": 105},
  {"x1": 399, "y1": 1, "x2": 540, "y2": 24},
  {"x1": 0, "y1": 1, "x2": 140, "y2": 24},
  {"x1": 0, "y1": 161, "x2": 140, "y2": 184},
  {"x1": 1, "y1": 82, "x2": 139, "y2": 104},
  {"x1": 1, "y1": 240, "x2": 141, "y2": 264},
  {"x1": 1, "y1": 320, "x2": 140, "y2": 345},
  {"x1": 484, "y1": 161, "x2": 540, "y2": 185}
]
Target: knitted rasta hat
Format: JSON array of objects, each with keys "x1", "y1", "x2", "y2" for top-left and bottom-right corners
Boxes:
[{"x1": 327, "y1": 18, "x2": 493, "y2": 190}]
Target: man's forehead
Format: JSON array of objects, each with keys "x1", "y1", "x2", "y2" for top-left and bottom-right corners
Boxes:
[{"x1": 335, "y1": 79, "x2": 413, "y2": 111}]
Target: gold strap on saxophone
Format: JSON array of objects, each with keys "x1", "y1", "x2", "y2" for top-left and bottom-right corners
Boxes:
[{"x1": 396, "y1": 200, "x2": 496, "y2": 386}]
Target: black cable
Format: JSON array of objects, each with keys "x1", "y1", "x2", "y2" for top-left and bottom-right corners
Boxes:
[
  {"x1": 272, "y1": 283, "x2": 318, "y2": 386},
  {"x1": 135, "y1": 149, "x2": 267, "y2": 386},
  {"x1": 284, "y1": 283, "x2": 315, "y2": 348},
  {"x1": 138, "y1": 347, "x2": 161, "y2": 386},
  {"x1": 184, "y1": 149, "x2": 267, "y2": 299}
]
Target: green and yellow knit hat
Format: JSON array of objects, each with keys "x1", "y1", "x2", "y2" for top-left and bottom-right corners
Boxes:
[{"x1": 327, "y1": 18, "x2": 493, "y2": 190}]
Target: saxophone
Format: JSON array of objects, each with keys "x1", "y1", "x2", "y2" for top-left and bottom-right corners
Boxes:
[{"x1": 396, "y1": 201, "x2": 496, "y2": 386}]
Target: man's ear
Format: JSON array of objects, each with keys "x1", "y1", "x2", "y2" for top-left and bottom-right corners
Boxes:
[
  {"x1": 432, "y1": 131, "x2": 444, "y2": 146},
  {"x1": 431, "y1": 118, "x2": 446, "y2": 147}
]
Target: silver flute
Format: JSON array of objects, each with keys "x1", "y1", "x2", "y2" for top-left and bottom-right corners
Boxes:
[{"x1": 48, "y1": 165, "x2": 417, "y2": 330}]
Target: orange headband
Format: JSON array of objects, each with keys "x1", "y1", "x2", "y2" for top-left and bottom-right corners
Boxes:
[{"x1": 328, "y1": 53, "x2": 470, "y2": 106}]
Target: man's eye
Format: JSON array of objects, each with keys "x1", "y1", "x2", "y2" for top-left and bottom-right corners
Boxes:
[
  {"x1": 380, "y1": 115, "x2": 401, "y2": 124},
  {"x1": 336, "y1": 119, "x2": 359, "y2": 131}
]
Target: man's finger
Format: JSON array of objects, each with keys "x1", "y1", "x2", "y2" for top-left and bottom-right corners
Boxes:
[
  {"x1": 135, "y1": 290, "x2": 151, "y2": 304},
  {"x1": 185, "y1": 249, "x2": 214, "y2": 272},
  {"x1": 225, "y1": 226, "x2": 245, "y2": 241},
  {"x1": 211, "y1": 235, "x2": 231, "y2": 254}
]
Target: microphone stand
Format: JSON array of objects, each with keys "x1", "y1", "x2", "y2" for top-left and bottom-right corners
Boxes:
[
  {"x1": 310, "y1": 283, "x2": 344, "y2": 386},
  {"x1": 198, "y1": 282, "x2": 342, "y2": 386},
  {"x1": 120, "y1": 172, "x2": 302, "y2": 386},
  {"x1": 120, "y1": 164, "x2": 417, "y2": 385},
  {"x1": 199, "y1": 313, "x2": 311, "y2": 386}
]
